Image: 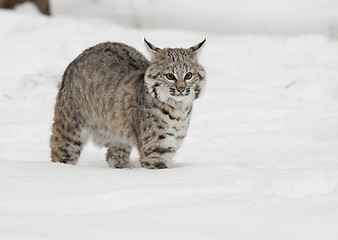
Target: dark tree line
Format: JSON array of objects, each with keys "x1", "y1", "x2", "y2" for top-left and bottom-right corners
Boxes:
[{"x1": 0, "y1": 0, "x2": 50, "y2": 15}]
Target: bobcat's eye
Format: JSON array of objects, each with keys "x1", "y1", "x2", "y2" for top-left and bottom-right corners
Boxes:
[
  {"x1": 166, "y1": 73, "x2": 176, "y2": 81},
  {"x1": 185, "y1": 72, "x2": 193, "y2": 80}
]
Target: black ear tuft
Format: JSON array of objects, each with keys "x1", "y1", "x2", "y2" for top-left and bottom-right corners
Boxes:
[
  {"x1": 144, "y1": 38, "x2": 160, "y2": 53},
  {"x1": 190, "y1": 38, "x2": 206, "y2": 53}
]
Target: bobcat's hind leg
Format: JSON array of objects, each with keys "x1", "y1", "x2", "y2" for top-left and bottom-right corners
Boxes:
[
  {"x1": 50, "y1": 120, "x2": 84, "y2": 165},
  {"x1": 106, "y1": 144, "x2": 132, "y2": 168}
]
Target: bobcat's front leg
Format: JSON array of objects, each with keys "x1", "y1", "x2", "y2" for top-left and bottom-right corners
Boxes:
[{"x1": 140, "y1": 145, "x2": 175, "y2": 169}]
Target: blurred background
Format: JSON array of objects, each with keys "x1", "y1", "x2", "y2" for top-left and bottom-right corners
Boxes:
[{"x1": 2, "y1": 0, "x2": 338, "y2": 37}]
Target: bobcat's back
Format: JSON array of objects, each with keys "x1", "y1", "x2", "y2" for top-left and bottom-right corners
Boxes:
[{"x1": 55, "y1": 42, "x2": 149, "y2": 147}]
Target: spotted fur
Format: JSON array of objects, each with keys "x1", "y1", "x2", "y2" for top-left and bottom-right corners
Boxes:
[{"x1": 50, "y1": 39, "x2": 206, "y2": 169}]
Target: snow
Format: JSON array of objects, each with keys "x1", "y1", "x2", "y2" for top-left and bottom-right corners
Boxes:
[
  {"x1": 1, "y1": 1, "x2": 338, "y2": 239},
  {"x1": 49, "y1": 0, "x2": 338, "y2": 35}
]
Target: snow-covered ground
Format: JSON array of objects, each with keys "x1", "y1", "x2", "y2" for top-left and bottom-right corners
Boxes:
[{"x1": 1, "y1": 1, "x2": 338, "y2": 239}]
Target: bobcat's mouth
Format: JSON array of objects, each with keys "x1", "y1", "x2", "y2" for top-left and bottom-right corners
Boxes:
[{"x1": 169, "y1": 88, "x2": 190, "y2": 97}]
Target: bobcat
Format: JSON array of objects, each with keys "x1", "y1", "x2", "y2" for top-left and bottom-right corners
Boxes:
[{"x1": 50, "y1": 39, "x2": 206, "y2": 169}]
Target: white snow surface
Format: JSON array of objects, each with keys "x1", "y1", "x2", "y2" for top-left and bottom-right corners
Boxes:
[{"x1": 1, "y1": 3, "x2": 338, "y2": 240}]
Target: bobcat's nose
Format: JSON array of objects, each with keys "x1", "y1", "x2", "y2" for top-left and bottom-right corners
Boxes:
[{"x1": 176, "y1": 87, "x2": 185, "y2": 93}]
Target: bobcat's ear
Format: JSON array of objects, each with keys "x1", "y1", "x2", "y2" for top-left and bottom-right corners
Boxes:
[
  {"x1": 189, "y1": 38, "x2": 206, "y2": 56},
  {"x1": 144, "y1": 38, "x2": 161, "y2": 55}
]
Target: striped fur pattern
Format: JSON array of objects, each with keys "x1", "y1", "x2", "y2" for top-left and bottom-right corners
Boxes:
[{"x1": 50, "y1": 40, "x2": 206, "y2": 169}]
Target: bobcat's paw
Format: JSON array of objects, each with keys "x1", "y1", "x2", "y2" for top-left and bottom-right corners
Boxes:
[
  {"x1": 107, "y1": 158, "x2": 131, "y2": 169},
  {"x1": 141, "y1": 161, "x2": 168, "y2": 169}
]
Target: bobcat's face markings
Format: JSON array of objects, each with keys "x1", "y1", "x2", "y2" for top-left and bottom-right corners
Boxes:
[{"x1": 145, "y1": 47, "x2": 206, "y2": 103}]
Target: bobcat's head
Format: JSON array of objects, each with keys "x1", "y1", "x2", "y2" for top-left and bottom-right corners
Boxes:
[{"x1": 144, "y1": 39, "x2": 206, "y2": 104}]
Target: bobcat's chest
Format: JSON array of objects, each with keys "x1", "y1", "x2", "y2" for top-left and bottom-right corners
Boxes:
[{"x1": 149, "y1": 102, "x2": 193, "y2": 150}]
